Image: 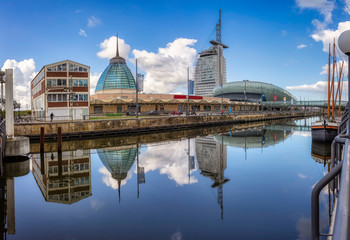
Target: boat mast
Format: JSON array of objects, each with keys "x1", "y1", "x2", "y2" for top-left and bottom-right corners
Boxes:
[
  {"x1": 335, "y1": 61, "x2": 344, "y2": 116},
  {"x1": 331, "y1": 39, "x2": 336, "y2": 119},
  {"x1": 327, "y1": 43, "x2": 331, "y2": 118},
  {"x1": 339, "y1": 72, "x2": 345, "y2": 114}
]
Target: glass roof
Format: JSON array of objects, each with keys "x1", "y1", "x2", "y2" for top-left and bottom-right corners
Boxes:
[
  {"x1": 95, "y1": 62, "x2": 136, "y2": 91},
  {"x1": 213, "y1": 81, "x2": 297, "y2": 101}
]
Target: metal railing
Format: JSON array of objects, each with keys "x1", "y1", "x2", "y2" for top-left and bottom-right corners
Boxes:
[{"x1": 311, "y1": 106, "x2": 350, "y2": 240}]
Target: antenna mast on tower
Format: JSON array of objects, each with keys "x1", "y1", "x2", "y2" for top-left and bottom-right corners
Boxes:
[{"x1": 216, "y1": 9, "x2": 222, "y2": 43}]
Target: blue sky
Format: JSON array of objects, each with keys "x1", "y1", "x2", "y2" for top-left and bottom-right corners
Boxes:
[{"x1": 1, "y1": 0, "x2": 350, "y2": 108}]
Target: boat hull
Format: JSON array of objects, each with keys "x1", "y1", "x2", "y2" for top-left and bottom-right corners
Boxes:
[{"x1": 311, "y1": 125, "x2": 338, "y2": 142}]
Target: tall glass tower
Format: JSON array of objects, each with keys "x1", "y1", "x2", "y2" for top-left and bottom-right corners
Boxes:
[{"x1": 194, "y1": 10, "x2": 228, "y2": 97}]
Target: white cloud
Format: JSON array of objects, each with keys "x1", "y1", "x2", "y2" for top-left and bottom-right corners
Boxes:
[
  {"x1": 171, "y1": 232, "x2": 182, "y2": 240},
  {"x1": 297, "y1": 173, "x2": 307, "y2": 179},
  {"x1": 320, "y1": 60, "x2": 348, "y2": 76},
  {"x1": 138, "y1": 139, "x2": 198, "y2": 186},
  {"x1": 293, "y1": 131, "x2": 312, "y2": 137},
  {"x1": 99, "y1": 166, "x2": 132, "y2": 189},
  {"x1": 281, "y1": 30, "x2": 287, "y2": 36},
  {"x1": 90, "y1": 199, "x2": 104, "y2": 211},
  {"x1": 90, "y1": 72, "x2": 101, "y2": 95},
  {"x1": 79, "y1": 28, "x2": 87, "y2": 37},
  {"x1": 296, "y1": 0, "x2": 335, "y2": 26},
  {"x1": 286, "y1": 80, "x2": 348, "y2": 99},
  {"x1": 311, "y1": 21, "x2": 350, "y2": 57},
  {"x1": 132, "y1": 38, "x2": 198, "y2": 94},
  {"x1": 286, "y1": 80, "x2": 328, "y2": 92},
  {"x1": 87, "y1": 16, "x2": 102, "y2": 28},
  {"x1": 297, "y1": 44, "x2": 307, "y2": 49},
  {"x1": 1, "y1": 59, "x2": 36, "y2": 109},
  {"x1": 97, "y1": 36, "x2": 131, "y2": 59},
  {"x1": 345, "y1": 0, "x2": 350, "y2": 14}
]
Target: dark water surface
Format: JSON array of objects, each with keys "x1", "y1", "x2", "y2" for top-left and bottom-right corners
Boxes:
[{"x1": 5, "y1": 118, "x2": 331, "y2": 240}]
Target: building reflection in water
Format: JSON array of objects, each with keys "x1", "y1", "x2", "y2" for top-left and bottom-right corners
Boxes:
[
  {"x1": 0, "y1": 157, "x2": 30, "y2": 239},
  {"x1": 31, "y1": 149, "x2": 91, "y2": 204},
  {"x1": 97, "y1": 145, "x2": 142, "y2": 202},
  {"x1": 196, "y1": 136, "x2": 229, "y2": 220},
  {"x1": 213, "y1": 125, "x2": 294, "y2": 152}
]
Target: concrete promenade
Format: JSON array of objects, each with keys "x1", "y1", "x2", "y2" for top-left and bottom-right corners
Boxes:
[{"x1": 16, "y1": 112, "x2": 319, "y2": 141}]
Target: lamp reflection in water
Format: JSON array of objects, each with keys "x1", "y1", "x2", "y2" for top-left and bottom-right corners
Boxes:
[
  {"x1": 195, "y1": 135, "x2": 229, "y2": 220},
  {"x1": 31, "y1": 149, "x2": 91, "y2": 204}
]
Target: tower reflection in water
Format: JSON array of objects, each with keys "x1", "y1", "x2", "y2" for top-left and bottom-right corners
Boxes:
[
  {"x1": 0, "y1": 157, "x2": 30, "y2": 239},
  {"x1": 196, "y1": 136, "x2": 229, "y2": 220},
  {"x1": 97, "y1": 145, "x2": 145, "y2": 201},
  {"x1": 31, "y1": 149, "x2": 91, "y2": 204}
]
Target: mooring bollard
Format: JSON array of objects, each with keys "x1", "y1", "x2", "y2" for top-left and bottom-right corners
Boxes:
[
  {"x1": 40, "y1": 127, "x2": 45, "y2": 153},
  {"x1": 57, "y1": 127, "x2": 62, "y2": 152}
]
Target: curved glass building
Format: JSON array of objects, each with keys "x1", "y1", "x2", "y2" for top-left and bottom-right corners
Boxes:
[
  {"x1": 95, "y1": 36, "x2": 136, "y2": 94},
  {"x1": 213, "y1": 80, "x2": 297, "y2": 102},
  {"x1": 97, "y1": 147, "x2": 137, "y2": 202}
]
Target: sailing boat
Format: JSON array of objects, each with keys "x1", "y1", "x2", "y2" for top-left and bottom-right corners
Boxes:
[{"x1": 311, "y1": 40, "x2": 344, "y2": 142}]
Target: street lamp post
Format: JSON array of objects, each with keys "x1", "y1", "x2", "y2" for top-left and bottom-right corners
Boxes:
[
  {"x1": 136, "y1": 59, "x2": 139, "y2": 119},
  {"x1": 0, "y1": 71, "x2": 5, "y2": 105},
  {"x1": 338, "y1": 30, "x2": 350, "y2": 137}
]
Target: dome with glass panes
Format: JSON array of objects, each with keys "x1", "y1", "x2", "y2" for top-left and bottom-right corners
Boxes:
[{"x1": 95, "y1": 35, "x2": 136, "y2": 94}]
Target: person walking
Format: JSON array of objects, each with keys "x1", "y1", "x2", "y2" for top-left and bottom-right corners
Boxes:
[{"x1": 50, "y1": 112, "x2": 54, "y2": 122}]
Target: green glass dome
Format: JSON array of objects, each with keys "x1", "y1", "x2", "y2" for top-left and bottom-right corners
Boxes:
[
  {"x1": 213, "y1": 80, "x2": 297, "y2": 102},
  {"x1": 95, "y1": 36, "x2": 136, "y2": 92},
  {"x1": 97, "y1": 148, "x2": 137, "y2": 180}
]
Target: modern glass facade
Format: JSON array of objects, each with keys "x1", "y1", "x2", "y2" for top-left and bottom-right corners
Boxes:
[
  {"x1": 95, "y1": 63, "x2": 136, "y2": 92},
  {"x1": 97, "y1": 148, "x2": 137, "y2": 178},
  {"x1": 213, "y1": 80, "x2": 297, "y2": 102},
  {"x1": 194, "y1": 45, "x2": 227, "y2": 97}
]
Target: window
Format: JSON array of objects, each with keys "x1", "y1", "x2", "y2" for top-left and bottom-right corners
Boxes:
[
  {"x1": 73, "y1": 94, "x2": 78, "y2": 101},
  {"x1": 69, "y1": 63, "x2": 88, "y2": 72},
  {"x1": 94, "y1": 106, "x2": 102, "y2": 113},
  {"x1": 33, "y1": 70, "x2": 45, "y2": 87},
  {"x1": 47, "y1": 63, "x2": 67, "y2": 72},
  {"x1": 72, "y1": 79, "x2": 88, "y2": 87},
  {"x1": 79, "y1": 94, "x2": 83, "y2": 101},
  {"x1": 48, "y1": 94, "x2": 68, "y2": 102}
]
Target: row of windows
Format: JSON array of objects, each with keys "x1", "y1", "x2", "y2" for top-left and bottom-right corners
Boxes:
[
  {"x1": 48, "y1": 190, "x2": 90, "y2": 202},
  {"x1": 47, "y1": 94, "x2": 88, "y2": 102},
  {"x1": 47, "y1": 79, "x2": 88, "y2": 87},
  {"x1": 48, "y1": 94, "x2": 67, "y2": 102},
  {"x1": 69, "y1": 63, "x2": 88, "y2": 72},
  {"x1": 46, "y1": 63, "x2": 88, "y2": 72},
  {"x1": 33, "y1": 71, "x2": 45, "y2": 87},
  {"x1": 73, "y1": 79, "x2": 88, "y2": 87},
  {"x1": 47, "y1": 63, "x2": 67, "y2": 72},
  {"x1": 73, "y1": 94, "x2": 88, "y2": 102},
  {"x1": 47, "y1": 79, "x2": 67, "y2": 87},
  {"x1": 32, "y1": 83, "x2": 42, "y2": 95}
]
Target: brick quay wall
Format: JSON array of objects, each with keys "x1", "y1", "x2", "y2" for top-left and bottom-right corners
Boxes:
[{"x1": 15, "y1": 112, "x2": 319, "y2": 141}]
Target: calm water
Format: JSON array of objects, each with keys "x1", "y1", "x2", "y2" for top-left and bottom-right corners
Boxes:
[{"x1": 3, "y1": 118, "x2": 332, "y2": 240}]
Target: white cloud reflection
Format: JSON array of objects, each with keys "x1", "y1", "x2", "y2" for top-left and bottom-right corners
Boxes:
[
  {"x1": 136, "y1": 140, "x2": 198, "y2": 186},
  {"x1": 99, "y1": 166, "x2": 132, "y2": 189}
]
